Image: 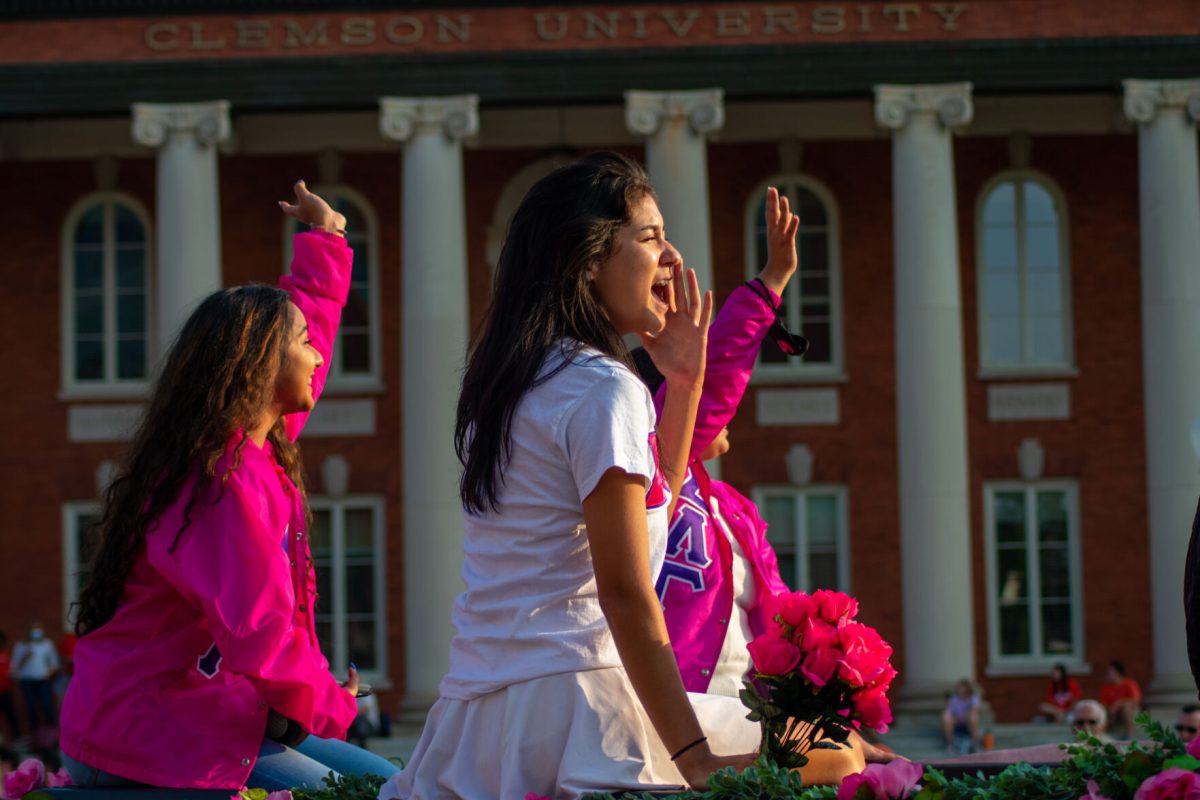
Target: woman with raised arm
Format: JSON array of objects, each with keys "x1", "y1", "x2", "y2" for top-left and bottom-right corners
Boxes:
[
  {"x1": 381, "y1": 152, "x2": 757, "y2": 800},
  {"x1": 60, "y1": 183, "x2": 400, "y2": 792}
]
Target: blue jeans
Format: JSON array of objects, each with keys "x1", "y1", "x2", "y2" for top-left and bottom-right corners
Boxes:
[{"x1": 63, "y1": 736, "x2": 400, "y2": 792}]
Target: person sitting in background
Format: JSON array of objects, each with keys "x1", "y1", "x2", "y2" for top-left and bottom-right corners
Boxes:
[
  {"x1": 1070, "y1": 699, "x2": 1114, "y2": 744},
  {"x1": 1037, "y1": 662, "x2": 1082, "y2": 723},
  {"x1": 942, "y1": 679, "x2": 982, "y2": 754},
  {"x1": 1176, "y1": 705, "x2": 1200, "y2": 744},
  {"x1": 1098, "y1": 660, "x2": 1142, "y2": 739}
]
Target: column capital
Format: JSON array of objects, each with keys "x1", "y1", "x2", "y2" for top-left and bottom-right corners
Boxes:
[
  {"x1": 874, "y1": 83, "x2": 973, "y2": 131},
  {"x1": 1123, "y1": 79, "x2": 1200, "y2": 125},
  {"x1": 378, "y1": 95, "x2": 479, "y2": 143},
  {"x1": 131, "y1": 101, "x2": 231, "y2": 148},
  {"x1": 624, "y1": 88, "x2": 725, "y2": 137}
]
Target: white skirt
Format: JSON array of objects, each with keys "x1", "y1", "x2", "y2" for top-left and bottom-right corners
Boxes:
[{"x1": 378, "y1": 667, "x2": 760, "y2": 800}]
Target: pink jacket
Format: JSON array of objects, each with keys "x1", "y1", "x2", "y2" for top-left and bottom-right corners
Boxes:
[
  {"x1": 60, "y1": 232, "x2": 357, "y2": 790},
  {"x1": 654, "y1": 283, "x2": 790, "y2": 693}
]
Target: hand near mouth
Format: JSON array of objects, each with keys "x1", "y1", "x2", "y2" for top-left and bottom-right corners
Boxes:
[{"x1": 638, "y1": 264, "x2": 712, "y2": 390}]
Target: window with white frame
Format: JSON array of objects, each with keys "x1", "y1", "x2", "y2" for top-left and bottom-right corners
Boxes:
[
  {"x1": 984, "y1": 482, "x2": 1083, "y2": 666},
  {"x1": 744, "y1": 177, "x2": 842, "y2": 378},
  {"x1": 62, "y1": 502, "x2": 102, "y2": 626},
  {"x1": 309, "y1": 496, "x2": 387, "y2": 681},
  {"x1": 285, "y1": 189, "x2": 380, "y2": 388},
  {"x1": 977, "y1": 173, "x2": 1073, "y2": 371},
  {"x1": 62, "y1": 195, "x2": 152, "y2": 392},
  {"x1": 752, "y1": 486, "x2": 849, "y2": 592}
]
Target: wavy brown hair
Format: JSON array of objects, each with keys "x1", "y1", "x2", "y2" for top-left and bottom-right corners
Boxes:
[
  {"x1": 74, "y1": 285, "x2": 308, "y2": 635},
  {"x1": 455, "y1": 151, "x2": 655, "y2": 513}
]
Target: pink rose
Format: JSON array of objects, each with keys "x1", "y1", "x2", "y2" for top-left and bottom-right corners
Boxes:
[
  {"x1": 868, "y1": 663, "x2": 898, "y2": 692},
  {"x1": 748, "y1": 634, "x2": 803, "y2": 676},
  {"x1": 771, "y1": 592, "x2": 816, "y2": 628},
  {"x1": 45, "y1": 768, "x2": 72, "y2": 789},
  {"x1": 799, "y1": 645, "x2": 840, "y2": 687},
  {"x1": 3, "y1": 758, "x2": 46, "y2": 800},
  {"x1": 1189, "y1": 735, "x2": 1200, "y2": 760},
  {"x1": 1133, "y1": 768, "x2": 1200, "y2": 799},
  {"x1": 812, "y1": 589, "x2": 859, "y2": 624},
  {"x1": 854, "y1": 686, "x2": 893, "y2": 733},
  {"x1": 799, "y1": 616, "x2": 840, "y2": 653},
  {"x1": 1082, "y1": 779, "x2": 1114, "y2": 800},
  {"x1": 836, "y1": 760, "x2": 923, "y2": 800}
]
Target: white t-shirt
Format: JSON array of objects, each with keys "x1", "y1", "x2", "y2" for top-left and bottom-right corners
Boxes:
[
  {"x1": 12, "y1": 638, "x2": 60, "y2": 680},
  {"x1": 440, "y1": 345, "x2": 669, "y2": 700},
  {"x1": 706, "y1": 496, "x2": 758, "y2": 697}
]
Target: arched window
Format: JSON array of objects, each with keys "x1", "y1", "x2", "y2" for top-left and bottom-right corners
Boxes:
[
  {"x1": 285, "y1": 188, "x2": 380, "y2": 388},
  {"x1": 743, "y1": 176, "x2": 842, "y2": 378},
  {"x1": 61, "y1": 194, "x2": 152, "y2": 392},
  {"x1": 977, "y1": 173, "x2": 1073, "y2": 371}
]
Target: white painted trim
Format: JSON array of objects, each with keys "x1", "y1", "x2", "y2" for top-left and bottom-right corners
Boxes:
[
  {"x1": 284, "y1": 185, "x2": 383, "y2": 389},
  {"x1": 975, "y1": 170, "x2": 1076, "y2": 372},
  {"x1": 60, "y1": 191, "x2": 154, "y2": 396},
  {"x1": 61, "y1": 500, "x2": 101, "y2": 632},
  {"x1": 308, "y1": 495, "x2": 390, "y2": 687},
  {"x1": 743, "y1": 173, "x2": 844, "y2": 380},
  {"x1": 982, "y1": 480, "x2": 1085, "y2": 670},
  {"x1": 750, "y1": 484, "x2": 850, "y2": 593}
]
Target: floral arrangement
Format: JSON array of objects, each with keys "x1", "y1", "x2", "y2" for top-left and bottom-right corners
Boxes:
[
  {"x1": 741, "y1": 589, "x2": 897, "y2": 770},
  {"x1": 2, "y1": 758, "x2": 70, "y2": 799},
  {"x1": 581, "y1": 714, "x2": 1200, "y2": 800}
]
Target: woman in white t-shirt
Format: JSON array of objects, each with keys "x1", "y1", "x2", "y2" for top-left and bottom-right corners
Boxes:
[{"x1": 380, "y1": 153, "x2": 759, "y2": 800}]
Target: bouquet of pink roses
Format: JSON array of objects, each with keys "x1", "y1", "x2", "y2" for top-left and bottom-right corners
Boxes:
[{"x1": 742, "y1": 589, "x2": 897, "y2": 770}]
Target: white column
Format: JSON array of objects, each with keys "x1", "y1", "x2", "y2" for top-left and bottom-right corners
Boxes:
[
  {"x1": 379, "y1": 95, "x2": 478, "y2": 710},
  {"x1": 624, "y1": 89, "x2": 723, "y2": 293},
  {"x1": 131, "y1": 101, "x2": 231, "y2": 354},
  {"x1": 1124, "y1": 79, "x2": 1200, "y2": 704},
  {"x1": 874, "y1": 83, "x2": 975, "y2": 709}
]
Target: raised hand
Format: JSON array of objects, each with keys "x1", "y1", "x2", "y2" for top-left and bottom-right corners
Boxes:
[
  {"x1": 639, "y1": 263, "x2": 713, "y2": 389},
  {"x1": 278, "y1": 180, "x2": 346, "y2": 236},
  {"x1": 758, "y1": 186, "x2": 800, "y2": 297}
]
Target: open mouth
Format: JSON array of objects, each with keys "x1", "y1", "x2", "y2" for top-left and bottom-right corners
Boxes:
[{"x1": 651, "y1": 277, "x2": 670, "y2": 309}]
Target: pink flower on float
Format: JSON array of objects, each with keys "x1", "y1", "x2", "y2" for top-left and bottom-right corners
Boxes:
[
  {"x1": 771, "y1": 591, "x2": 816, "y2": 628},
  {"x1": 836, "y1": 760, "x2": 923, "y2": 800},
  {"x1": 3, "y1": 758, "x2": 46, "y2": 799},
  {"x1": 799, "y1": 616, "x2": 841, "y2": 653},
  {"x1": 854, "y1": 686, "x2": 894, "y2": 733},
  {"x1": 1132, "y1": 767, "x2": 1200, "y2": 799},
  {"x1": 799, "y1": 645, "x2": 840, "y2": 687},
  {"x1": 812, "y1": 589, "x2": 859, "y2": 624},
  {"x1": 748, "y1": 634, "x2": 803, "y2": 676},
  {"x1": 45, "y1": 768, "x2": 72, "y2": 789},
  {"x1": 1188, "y1": 735, "x2": 1200, "y2": 760},
  {"x1": 1082, "y1": 779, "x2": 1115, "y2": 800}
]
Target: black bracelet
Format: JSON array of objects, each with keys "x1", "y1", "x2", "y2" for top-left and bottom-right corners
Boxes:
[
  {"x1": 745, "y1": 277, "x2": 781, "y2": 311},
  {"x1": 670, "y1": 735, "x2": 708, "y2": 762}
]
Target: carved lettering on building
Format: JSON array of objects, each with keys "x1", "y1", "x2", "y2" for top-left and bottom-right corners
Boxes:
[{"x1": 141, "y1": 5, "x2": 969, "y2": 52}]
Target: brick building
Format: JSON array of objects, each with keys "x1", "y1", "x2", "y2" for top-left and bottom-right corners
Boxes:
[{"x1": 1, "y1": 0, "x2": 1199, "y2": 723}]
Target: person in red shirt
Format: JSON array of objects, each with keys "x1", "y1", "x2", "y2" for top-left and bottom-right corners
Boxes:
[
  {"x1": 0, "y1": 632, "x2": 19, "y2": 742},
  {"x1": 1037, "y1": 662, "x2": 1082, "y2": 723},
  {"x1": 1098, "y1": 660, "x2": 1143, "y2": 739}
]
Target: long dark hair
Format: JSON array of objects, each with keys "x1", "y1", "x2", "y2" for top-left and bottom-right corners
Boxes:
[
  {"x1": 74, "y1": 285, "x2": 307, "y2": 635},
  {"x1": 455, "y1": 151, "x2": 655, "y2": 514}
]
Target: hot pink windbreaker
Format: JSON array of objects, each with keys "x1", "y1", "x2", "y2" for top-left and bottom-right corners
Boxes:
[
  {"x1": 654, "y1": 283, "x2": 790, "y2": 693},
  {"x1": 60, "y1": 232, "x2": 357, "y2": 789}
]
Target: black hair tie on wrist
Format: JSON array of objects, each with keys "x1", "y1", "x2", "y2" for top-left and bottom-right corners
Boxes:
[
  {"x1": 671, "y1": 735, "x2": 708, "y2": 762},
  {"x1": 744, "y1": 278, "x2": 810, "y2": 358}
]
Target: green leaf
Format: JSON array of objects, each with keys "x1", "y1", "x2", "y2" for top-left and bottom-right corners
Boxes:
[
  {"x1": 1163, "y1": 754, "x2": 1200, "y2": 771},
  {"x1": 1120, "y1": 750, "x2": 1157, "y2": 793}
]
